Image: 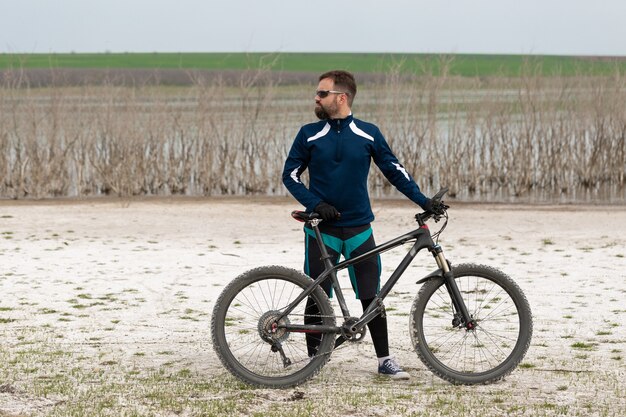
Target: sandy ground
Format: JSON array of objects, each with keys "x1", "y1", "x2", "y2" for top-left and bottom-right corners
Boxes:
[{"x1": 0, "y1": 197, "x2": 624, "y2": 416}]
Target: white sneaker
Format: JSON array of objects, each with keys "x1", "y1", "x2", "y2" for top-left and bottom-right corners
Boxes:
[{"x1": 378, "y1": 358, "x2": 410, "y2": 379}]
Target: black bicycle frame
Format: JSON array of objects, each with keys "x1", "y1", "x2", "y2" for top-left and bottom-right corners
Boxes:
[{"x1": 278, "y1": 220, "x2": 452, "y2": 332}]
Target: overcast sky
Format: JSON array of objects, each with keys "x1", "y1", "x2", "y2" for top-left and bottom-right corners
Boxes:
[{"x1": 2, "y1": 0, "x2": 625, "y2": 56}]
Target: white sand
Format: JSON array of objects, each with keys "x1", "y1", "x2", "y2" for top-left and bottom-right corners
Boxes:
[{"x1": 0, "y1": 197, "x2": 625, "y2": 416}]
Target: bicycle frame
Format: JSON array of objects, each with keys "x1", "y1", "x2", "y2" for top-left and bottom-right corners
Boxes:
[{"x1": 278, "y1": 216, "x2": 474, "y2": 336}]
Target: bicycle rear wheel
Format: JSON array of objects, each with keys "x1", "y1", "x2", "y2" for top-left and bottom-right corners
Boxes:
[
  {"x1": 211, "y1": 266, "x2": 335, "y2": 388},
  {"x1": 410, "y1": 263, "x2": 532, "y2": 384}
]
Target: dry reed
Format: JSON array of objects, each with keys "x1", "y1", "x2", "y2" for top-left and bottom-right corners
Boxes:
[{"x1": 0, "y1": 65, "x2": 624, "y2": 202}]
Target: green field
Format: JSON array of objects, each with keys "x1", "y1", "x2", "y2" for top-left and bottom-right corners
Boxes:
[{"x1": 1, "y1": 52, "x2": 625, "y2": 76}]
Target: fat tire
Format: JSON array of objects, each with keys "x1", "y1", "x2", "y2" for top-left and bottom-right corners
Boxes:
[
  {"x1": 211, "y1": 265, "x2": 335, "y2": 388},
  {"x1": 410, "y1": 263, "x2": 532, "y2": 384}
]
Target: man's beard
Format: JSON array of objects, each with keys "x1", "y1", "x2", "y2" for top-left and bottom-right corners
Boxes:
[
  {"x1": 315, "y1": 101, "x2": 337, "y2": 120},
  {"x1": 315, "y1": 105, "x2": 330, "y2": 120}
]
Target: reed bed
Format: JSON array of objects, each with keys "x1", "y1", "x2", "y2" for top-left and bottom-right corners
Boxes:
[{"x1": 0, "y1": 67, "x2": 624, "y2": 202}]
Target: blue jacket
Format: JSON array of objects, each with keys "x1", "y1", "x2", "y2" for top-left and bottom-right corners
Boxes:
[{"x1": 282, "y1": 114, "x2": 429, "y2": 227}]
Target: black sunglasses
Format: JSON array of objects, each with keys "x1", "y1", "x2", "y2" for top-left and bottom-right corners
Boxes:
[{"x1": 316, "y1": 90, "x2": 348, "y2": 99}]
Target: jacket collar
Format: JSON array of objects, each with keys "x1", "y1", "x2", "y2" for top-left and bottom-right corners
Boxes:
[{"x1": 329, "y1": 113, "x2": 353, "y2": 130}]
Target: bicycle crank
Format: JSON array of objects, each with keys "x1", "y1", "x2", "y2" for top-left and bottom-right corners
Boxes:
[{"x1": 340, "y1": 317, "x2": 367, "y2": 342}]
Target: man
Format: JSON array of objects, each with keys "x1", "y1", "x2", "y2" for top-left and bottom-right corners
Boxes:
[{"x1": 282, "y1": 70, "x2": 437, "y2": 379}]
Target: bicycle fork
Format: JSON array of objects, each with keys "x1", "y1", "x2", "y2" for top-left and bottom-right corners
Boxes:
[{"x1": 431, "y1": 245, "x2": 476, "y2": 330}]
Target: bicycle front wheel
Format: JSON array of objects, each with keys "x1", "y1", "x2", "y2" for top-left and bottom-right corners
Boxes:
[
  {"x1": 211, "y1": 266, "x2": 336, "y2": 388},
  {"x1": 410, "y1": 263, "x2": 532, "y2": 384}
]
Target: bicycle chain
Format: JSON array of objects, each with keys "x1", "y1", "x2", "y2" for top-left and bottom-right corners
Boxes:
[
  {"x1": 282, "y1": 313, "x2": 375, "y2": 362},
  {"x1": 265, "y1": 311, "x2": 419, "y2": 368}
]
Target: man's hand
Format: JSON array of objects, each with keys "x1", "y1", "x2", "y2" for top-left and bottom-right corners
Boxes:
[
  {"x1": 314, "y1": 202, "x2": 341, "y2": 221},
  {"x1": 424, "y1": 198, "x2": 448, "y2": 215}
]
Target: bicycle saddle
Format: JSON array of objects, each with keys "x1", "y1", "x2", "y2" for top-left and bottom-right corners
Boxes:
[{"x1": 291, "y1": 211, "x2": 320, "y2": 222}]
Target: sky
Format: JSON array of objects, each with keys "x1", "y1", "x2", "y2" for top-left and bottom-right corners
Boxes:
[{"x1": 2, "y1": 0, "x2": 625, "y2": 56}]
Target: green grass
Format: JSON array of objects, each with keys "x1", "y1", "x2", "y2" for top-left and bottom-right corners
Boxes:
[
  {"x1": 1, "y1": 52, "x2": 625, "y2": 77},
  {"x1": 571, "y1": 341, "x2": 597, "y2": 350},
  {"x1": 1, "y1": 334, "x2": 623, "y2": 417}
]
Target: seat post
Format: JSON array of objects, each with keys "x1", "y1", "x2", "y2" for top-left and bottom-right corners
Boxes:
[
  {"x1": 309, "y1": 219, "x2": 352, "y2": 318},
  {"x1": 310, "y1": 219, "x2": 335, "y2": 270}
]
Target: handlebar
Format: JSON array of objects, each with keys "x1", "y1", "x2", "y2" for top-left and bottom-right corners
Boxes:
[{"x1": 416, "y1": 187, "x2": 449, "y2": 226}]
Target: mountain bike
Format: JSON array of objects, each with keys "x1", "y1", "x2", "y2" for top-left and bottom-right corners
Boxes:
[{"x1": 211, "y1": 189, "x2": 533, "y2": 388}]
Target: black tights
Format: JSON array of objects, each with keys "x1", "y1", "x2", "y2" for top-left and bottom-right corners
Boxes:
[{"x1": 305, "y1": 297, "x2": 389, "y2": 358}]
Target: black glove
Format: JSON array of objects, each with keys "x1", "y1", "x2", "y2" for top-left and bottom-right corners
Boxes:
[
  {"x1": 423, "y1": 198, "x2": 448, "y2": 215},
  {"x1": 314, "y1": 202, "x2": 341, "y2": 222}
]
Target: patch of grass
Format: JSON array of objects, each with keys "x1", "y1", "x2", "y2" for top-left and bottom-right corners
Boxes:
[{"x1": 571, "y1": 341, "x2": 597, "y2": 350}]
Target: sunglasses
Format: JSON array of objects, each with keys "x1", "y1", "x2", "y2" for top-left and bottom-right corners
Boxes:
[{"x1": 316, "y1": 90, "x2": 348, "y2": 98}]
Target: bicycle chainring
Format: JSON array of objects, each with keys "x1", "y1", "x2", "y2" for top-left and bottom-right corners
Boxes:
[{"x1": 340, "y1": 317, "x2": 367, "y2": 342}]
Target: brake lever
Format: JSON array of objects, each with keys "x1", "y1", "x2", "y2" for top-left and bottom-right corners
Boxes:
[{"x1": 432, "y1": 203, "x2": 449, "y2": 223}]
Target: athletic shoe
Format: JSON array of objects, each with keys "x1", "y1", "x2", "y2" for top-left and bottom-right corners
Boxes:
[{"x1": 378, "y1": 358, "x2": 410, "y2": 379}]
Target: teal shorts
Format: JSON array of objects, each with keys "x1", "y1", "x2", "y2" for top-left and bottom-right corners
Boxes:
[{"x1": 304, "y1": 223, "x2": 381, "y2": 300}]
